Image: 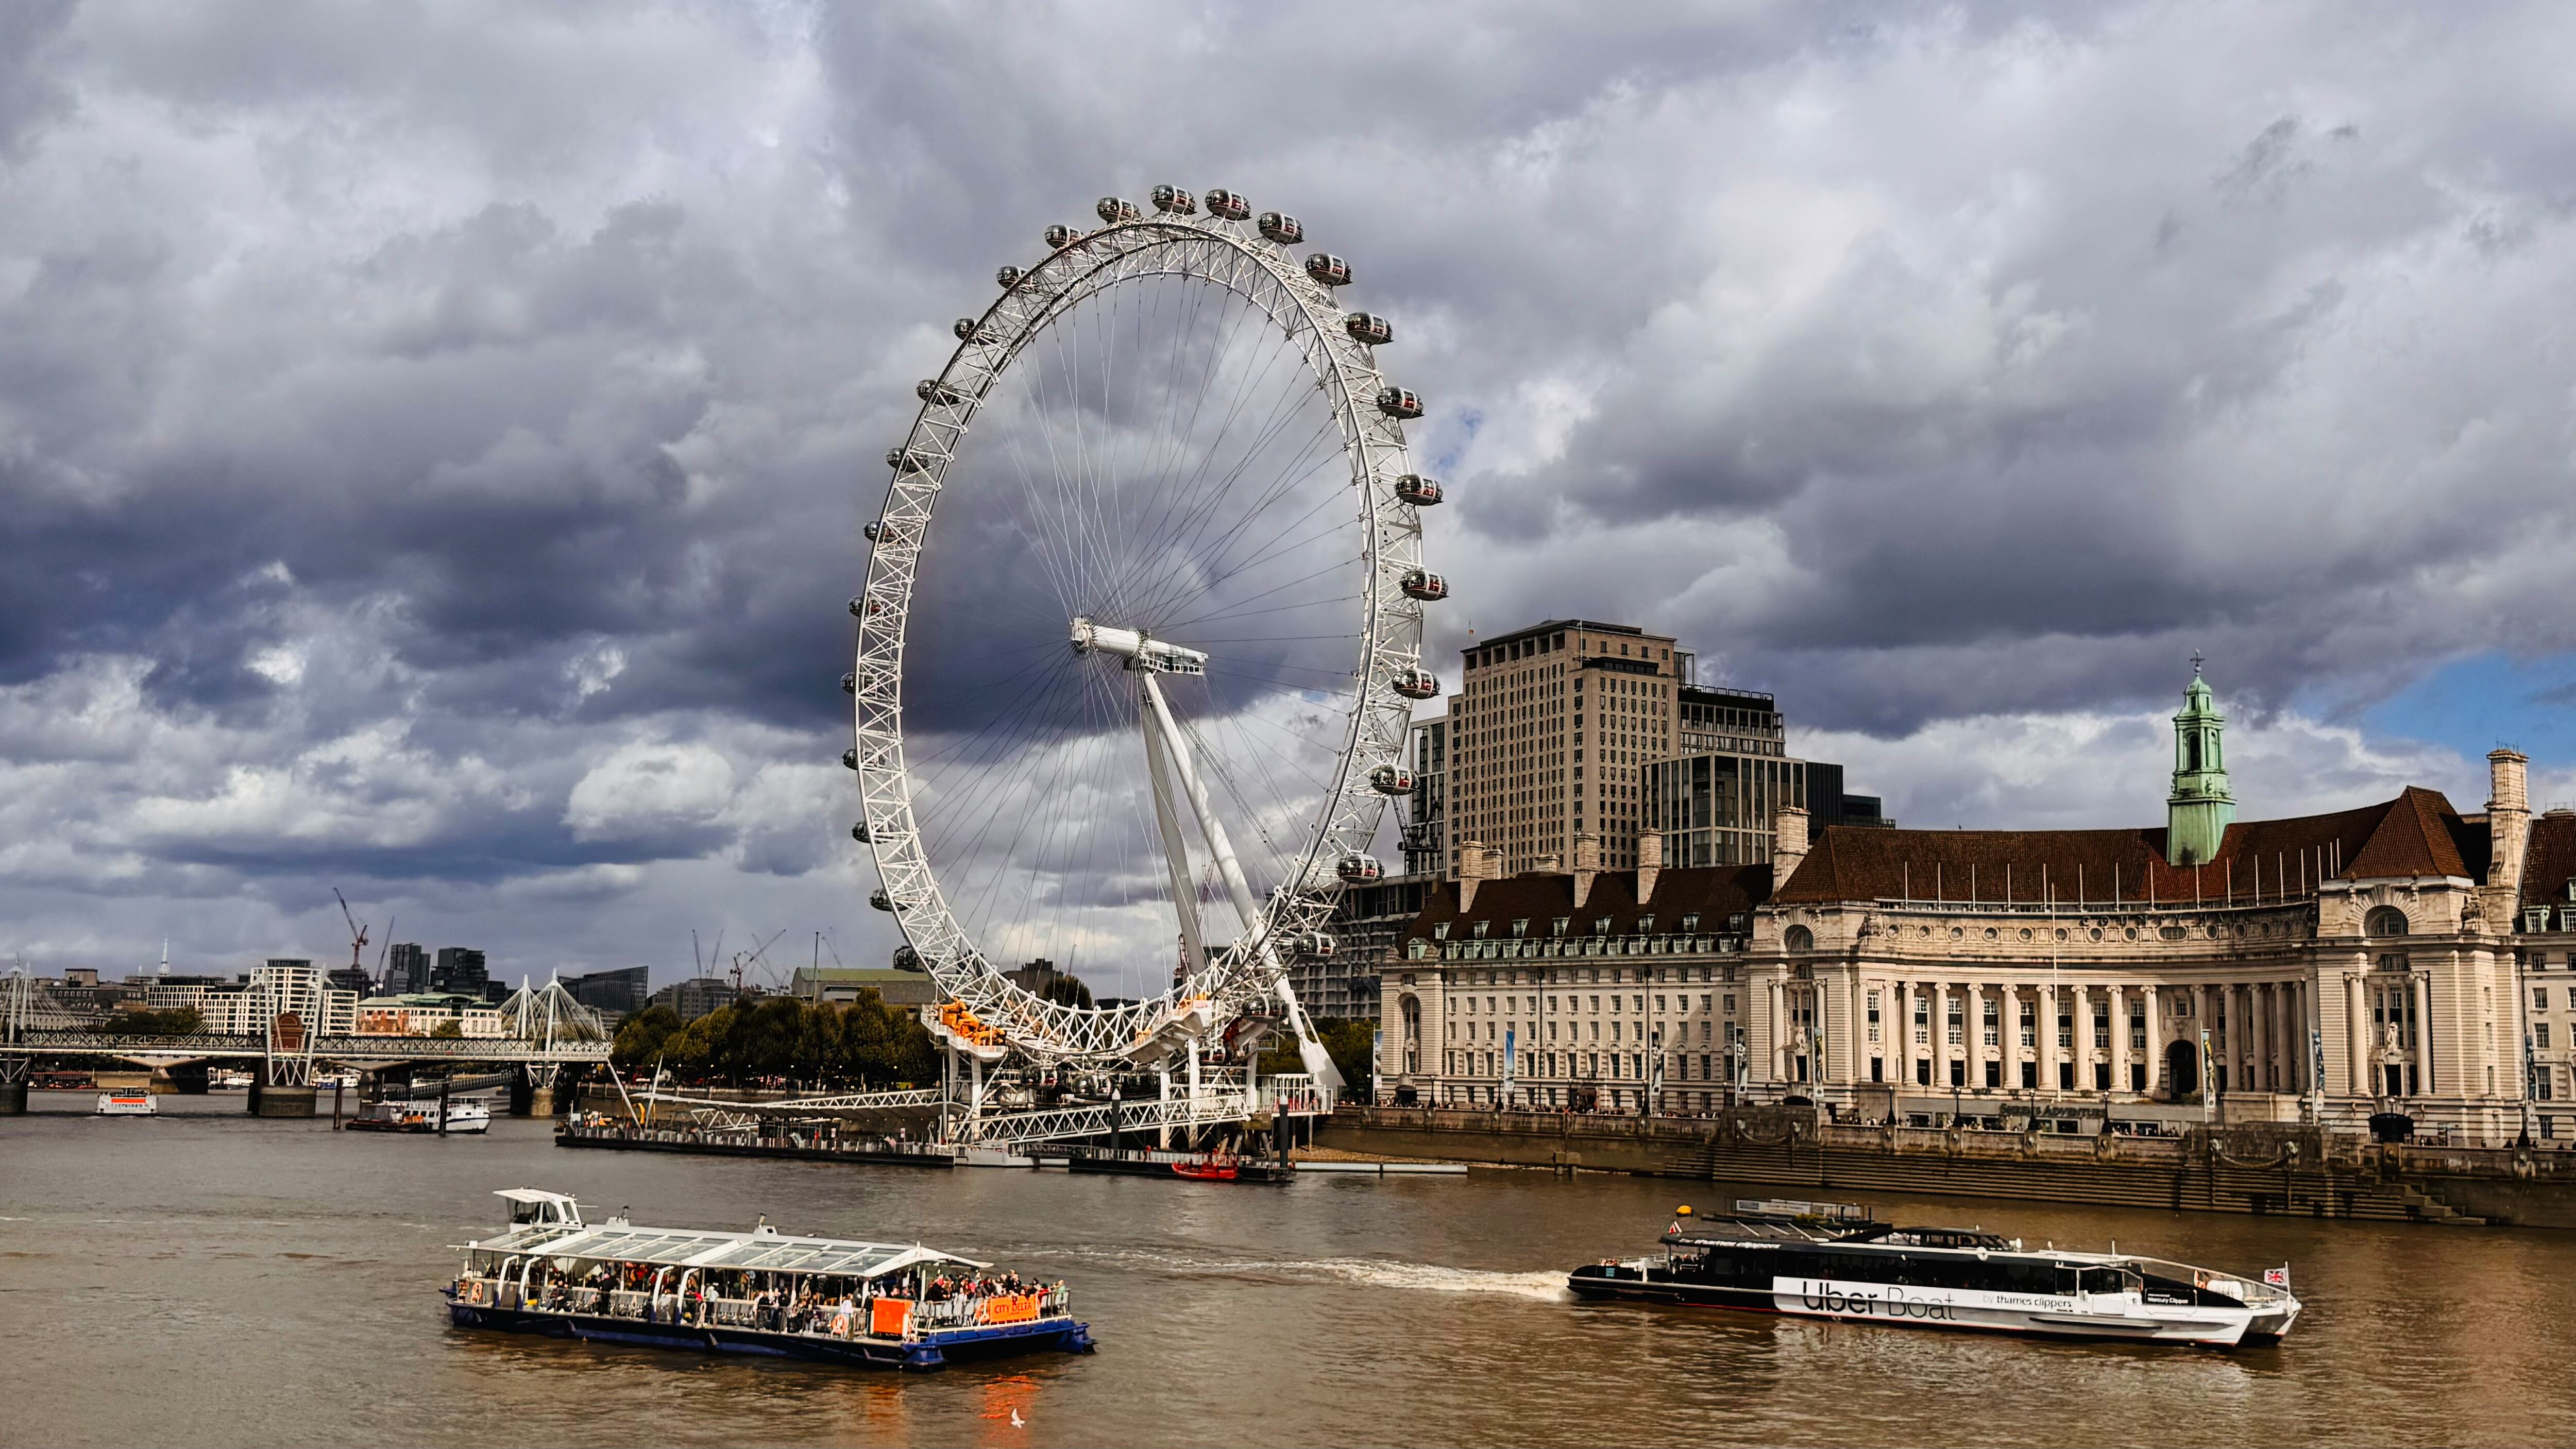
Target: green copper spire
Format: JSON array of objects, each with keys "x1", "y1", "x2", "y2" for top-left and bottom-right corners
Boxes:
[{"x1": 2167, "y1": 655, "x2": 2233, "y2": 866}]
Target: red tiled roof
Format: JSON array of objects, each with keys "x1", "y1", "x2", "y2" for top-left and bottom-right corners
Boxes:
[
  {"x1": 2523, "y1": 813, "x2": 2576, "y2": 909},
  {"x1": 1774, "y1": 787, "x2": 2488, "y2": 905}
]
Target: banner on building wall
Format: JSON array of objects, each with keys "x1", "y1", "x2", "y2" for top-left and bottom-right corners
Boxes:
[{"x1": 1501, "y1": 1026, "x2": 1515, "y2": 1099}]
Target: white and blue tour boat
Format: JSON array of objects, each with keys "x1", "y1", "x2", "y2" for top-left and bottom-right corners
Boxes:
[{"x1": 445, "y1": 1189, "x2": 1094, "y2": 1370}]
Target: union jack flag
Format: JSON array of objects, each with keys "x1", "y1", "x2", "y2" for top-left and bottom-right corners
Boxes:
[{"x1": 2263, "y1": 1266, "x2": 2291, "y2": 1287}]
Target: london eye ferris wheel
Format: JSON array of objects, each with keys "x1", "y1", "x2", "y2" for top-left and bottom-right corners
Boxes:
[{"x1": 846, "y1": 187, "x2": 1447, "y2": 1082}]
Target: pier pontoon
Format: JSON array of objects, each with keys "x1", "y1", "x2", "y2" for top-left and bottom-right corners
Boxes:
[{"x1": 444, "y1": 1189, "x2": 1093, "y2": 1370}]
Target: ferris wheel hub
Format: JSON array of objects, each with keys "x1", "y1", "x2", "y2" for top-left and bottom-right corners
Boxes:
[{"x1": 1067, "y1": 617, "x2": 1208, "y2": 676}]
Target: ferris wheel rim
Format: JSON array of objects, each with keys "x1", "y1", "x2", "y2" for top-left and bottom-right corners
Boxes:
[{"x1": 850, "y1": 199, "x2": 1430, "y2": 1066}]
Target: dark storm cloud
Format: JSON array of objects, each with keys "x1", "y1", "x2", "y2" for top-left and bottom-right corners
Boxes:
[{"x1": 0, "y1": 1, "x2": 2568, "y2": 977}]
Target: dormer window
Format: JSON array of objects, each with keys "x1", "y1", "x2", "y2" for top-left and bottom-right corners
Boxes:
[
  {"x1": 1595, "y1": 918, "x2": 1612, "y2": 936},
  {"x1": 1432, "y1": 923, "x2": 1450, "y2": 941},
  {"x1": 1636, "y1": 915, "x2": 1655, "y2": 935},
  {"x1": 1681, "y1": 914, "x2": 1700, "y2": 934},
  {"x1": 1471, "y1": 921, "x2": 1489, "y2": 940},
  {"x1": 1511, "y1": 918, "x2": 1529, "y2": 939},
  {"x1": 1552, "y1": 916, "x2": 1571, "y2": 936}
]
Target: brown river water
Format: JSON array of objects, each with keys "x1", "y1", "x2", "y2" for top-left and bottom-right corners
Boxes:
[{"x1": 4, "y1": 1092, "x2": 2572, "y2": 1447}]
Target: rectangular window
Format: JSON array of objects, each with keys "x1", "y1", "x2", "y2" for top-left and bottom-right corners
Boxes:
[
  {"x1": 2540, "y1": 1023, "x2": 2554, "y2": 1051},
  {"x1": 2539, "y1": 988, "x2": 2553, "y2": 1013},
  {"x1": 1982, "y1": 997, "x2": 2000, "y2": 1047}
]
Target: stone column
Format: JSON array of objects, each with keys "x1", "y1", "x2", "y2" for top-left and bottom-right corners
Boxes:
[
  {"x1": 2107, "y1": 983, "x2": 2127, "y2": 1097},
  {"x1": 2040, "y1": 982, "x2": 2059, "y2": 1093},
  {"x1": 2347, "y1": 972, "x2": 2369, "y2": 1096},
  {"x1": 1768, "y1": 979, "x2": 1786, "y2": 1085},
  {"x1": 2142, "y1": 985, "x2": 2163, "y2": 1097},
  {"x1": 1892, "y1": 980, "x2": 1911, "y2": 1089},
  {"x1": 2003, "y1": 981, "x2": 2024, "y2": 1094},
  {"x1": 2411, "y1": 970, "x2": 2433, "y2": 1096},
  {"x1": 1935, "y1": 982, "x2": 1954, "y2": 1089},
  {"x1": 2269, "y1": 982, "x2": 2286, "y2": 1092},
  {"x1": 2280, "y1": 980, "x2": 2301, "y2": 1093}
]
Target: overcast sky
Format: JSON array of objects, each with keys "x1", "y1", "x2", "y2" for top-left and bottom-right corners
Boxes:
[{"x1": 3, "y1": 2, "x2": 2572, "y2": 990}]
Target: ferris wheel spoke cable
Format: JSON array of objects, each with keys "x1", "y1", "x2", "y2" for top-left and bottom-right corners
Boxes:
[
  {"x1": 1101, "y1": 287, "x2": 1318, "y2": 604},
  {"x1": 1114, "y1": 355, "x2": 1340, "y2": 621},
  {"x1": 1136, "y1": 432, "x2": 1359, "y2": 622},
  {"x1": 1149, "y1": 497, "x2": 1357, "y2": 625}
]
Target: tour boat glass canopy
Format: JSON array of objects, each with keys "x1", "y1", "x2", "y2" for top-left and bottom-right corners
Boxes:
[{"x1": 465, "y1": 1222, "x2": 990, "y2": 1277}]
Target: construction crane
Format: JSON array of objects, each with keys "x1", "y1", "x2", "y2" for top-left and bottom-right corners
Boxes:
[
  {"x1": 334, "y1": 888, "x2": 369, "y2": 981},
  {"x1": 728, "y1": 929, "x2": 789, "y2": 995}
]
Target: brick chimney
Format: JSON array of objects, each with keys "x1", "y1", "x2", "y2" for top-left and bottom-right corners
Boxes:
[
  {"x1": 2489, "y1": 748, "x2": 2531, "y2": 891},
  {"x1": 1635, "y1": 831, "x2": 1663, "y2": 905},
  {"x1": 1457, "y1": 840, "x2": 1500, "y2": 913},
  {"x1": 1529, "y1": 851, "x2": 1563, "y2": 875},
  {"x1": 1772, "y1": 805, "x2": 1810, "y2": 889},
  {"x1": 1571, "y1": 831, "x2": 1601, "y2": 909}
]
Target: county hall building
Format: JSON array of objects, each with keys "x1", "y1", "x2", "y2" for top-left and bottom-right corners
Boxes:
[{"x1": 1377, "y1": 668, "x2": 2576, "y2": 1146}]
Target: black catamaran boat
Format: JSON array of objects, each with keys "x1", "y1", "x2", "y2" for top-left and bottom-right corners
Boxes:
[{"x1": 1569, "y1": 1199, "x2": 2301, "y2": 1347}]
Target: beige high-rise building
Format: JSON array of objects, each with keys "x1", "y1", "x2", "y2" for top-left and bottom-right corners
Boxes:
[{"x1": 1443, "y1": 619, "x2": 1682, "y2": 878}]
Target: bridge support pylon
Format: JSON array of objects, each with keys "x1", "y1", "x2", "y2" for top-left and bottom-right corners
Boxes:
[
  {"x1": 1, "y1": 1054, "x2": 28, "y2": 1116},
  {"x1": 246, "y1": 1080, "x2": 316, "y2": 1117}
]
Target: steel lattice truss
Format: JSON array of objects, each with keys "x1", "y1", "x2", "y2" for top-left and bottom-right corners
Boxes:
[{"x1": 853, "y1": 199, "x2": 1428, "y2": 1067}]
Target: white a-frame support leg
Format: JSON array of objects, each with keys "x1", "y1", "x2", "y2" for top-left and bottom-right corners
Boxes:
[
  {"x1": 1138, "y1": 672, "x2": 1345, "y2": 1090},
  {"x1": 1141, "y1": 688, "x2": 1208, "y2": 980}
]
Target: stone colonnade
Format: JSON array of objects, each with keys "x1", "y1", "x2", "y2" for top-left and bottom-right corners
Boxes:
[{"x1": 1767, "y1": 971, "x2": 2316, "y2": 1100}]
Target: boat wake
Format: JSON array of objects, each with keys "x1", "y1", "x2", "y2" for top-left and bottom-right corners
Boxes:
[
  {"x1": 1028, "y1": 1244, "x2": 1569, "y2": 1302},
  {"x1": 1297, "y1": 1258, "x2": 1571, "y2": 1302}
]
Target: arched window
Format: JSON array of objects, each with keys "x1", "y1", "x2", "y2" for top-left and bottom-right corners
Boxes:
[
  {"x1": 2364, "y1": 906, "x2": 2409, "y2": 939},
  {"x1": 1783, "y1": 925, "x2": 1815, "y2": 953}
]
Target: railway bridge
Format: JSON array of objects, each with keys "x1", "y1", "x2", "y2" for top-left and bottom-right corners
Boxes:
[{"x1": 2, "y1": 969, "x2": 612, "y2": 1117}]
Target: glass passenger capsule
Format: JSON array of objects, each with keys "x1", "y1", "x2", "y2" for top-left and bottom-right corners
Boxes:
[
  {"x1": 840, "y1": 671, "x2": 857, "y2": 695},
  {"x1": 1376, "y1": 386, "x2": 1423, "y2": 419},
  {"x1": 1336, "y1": 854, "x2": 1384, "y2": 883},
  {"x1": 1392, "y1": 667, "x2": 1440, "y2": 699},
  {"x1": 954, "y1": 317, "x2": 998, "y2": 343},
  {"x1": 1298, "y1": 932, "x2": 1338, "y2": 958},
  {"x1": 1150, "y1": 184, "x2": 1196, "y2": 214},
  {"x1": 1258, "y1": 211, "x2": 1303, "y2": 245},
  {"x1": 863, "y1": 521, "x2": 884, "y2": 541},
  {"x1": 1344, "y1": 312, "x2": 1392, "y2": 346},
  {"x1": 1095, "y1": 196, "x2": 1141, "y2": 224},
  {"x1": 892, "y1": 945, "x2": 923, "y2": 971},
  {"x1": 995, "y1": 264, "x2": 1023, "y2": 287},
  {"x1": 1204, "y1": 188, "x2": 1251, "y2": 221},
  {"x1": 1394, "y1": 474, "x2": 1444, "y2": 506},
  {"x1": 848, "y1": 595, "x2": 866, "y2": 617},
  {"x1": 869, "y1": 888, "x2": 894, "y2": 912},
  {"x1": 886, "y1": 447, "x2": 931, "y2": 473},
  {"x1": 1400, "y1": 569, "x2": 1448, "y2": 602},
  {"x1": 851, "y1": 821, "x2": 871, "y2": 844},
  {"x1": 916, "y1": 378, "x2": 963, "y2": 405},
  {"x1": 1304, "y1": 253, "x2": 1353, "y2": 287},
  {"x1": 1044, "y1": 223, "x2": 1082, "y2": 249},
  {"x1": 841, "y1": 748, "x2": 860, "y2": 770},
  {"x1": 1369, "y1": 763, "x2": 1417, "y2": 795}
]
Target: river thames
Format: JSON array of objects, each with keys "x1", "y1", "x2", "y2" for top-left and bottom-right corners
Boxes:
[{"x1": 5, "y1": 1094, "x2": 2572, "y2": 1447}]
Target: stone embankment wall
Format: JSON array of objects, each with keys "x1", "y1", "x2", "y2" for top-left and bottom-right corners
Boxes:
[{"x1": 1319, "y1": 1106, "x2": 2576, "y2": 1230}]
